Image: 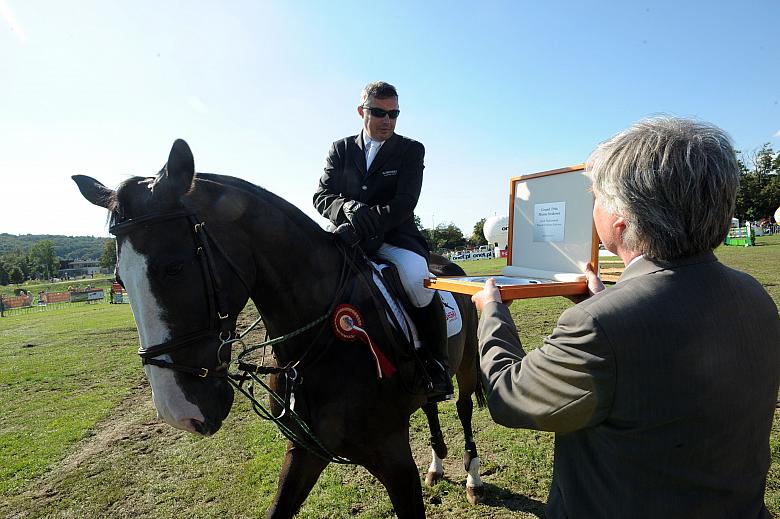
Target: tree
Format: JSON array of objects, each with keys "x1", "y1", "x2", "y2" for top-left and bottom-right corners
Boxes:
[
  {"x1": 413, "y1": 214, "x2": 424, "y2": 231},
  {"x1": 426, "y1": 223, "x2": 466, "y2": 252},
  {"x1": 0, "y1": 261, "x2": 8, "y2": 286},
  {"x1": 3, "y1": 249, "x2": 30, "y2": 281},
  {"x1": 734, "y1": 144, "x2": 780, "y2": 221},
  {"x1": 28, "y1": 240, "x2": 58, "y2": 280},
  {"x1": 9, "y1": 266, "x2": 24, "y2": 284},
  {"x1": 468, "y1": 218, "x2": 488, "y2": 248},
  {"x1": 100, "y1": 239, "x2": 117, "y2": 270}
]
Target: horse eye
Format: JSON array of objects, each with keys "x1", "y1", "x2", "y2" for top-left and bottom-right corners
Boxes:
[{"x1": 165, "y1": 263, "x2": 184, "y2": 277}]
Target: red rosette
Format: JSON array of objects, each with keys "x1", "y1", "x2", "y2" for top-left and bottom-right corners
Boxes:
[
  {"x1": 331, "y1": 303, "x2": 396, "y2": 379},
  {"x1": 332, "y1": 304, "x2": 363, "y2": 341}
]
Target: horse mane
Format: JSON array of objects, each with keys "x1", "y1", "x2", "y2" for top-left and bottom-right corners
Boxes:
[
  {"x1": 193, "y1": 172, "x2": 328, "y2": 237},
  {"x1": 107, "y1": 171, "x2": 328, "y2": 239}
]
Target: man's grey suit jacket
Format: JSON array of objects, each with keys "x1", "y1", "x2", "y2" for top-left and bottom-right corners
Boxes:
[{"x1": 478, "y1": 252, "x2": 779, "y2": 518}]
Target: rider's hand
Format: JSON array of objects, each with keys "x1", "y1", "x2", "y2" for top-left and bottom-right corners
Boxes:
[
  {"x1": 567, "y1": 263, "x2": 606, "y2": 304},
  {"x1": 333, "y1": 223, "x2": 361, "y2": 247},
  {"x1": 471, "y1": 278, "x2": 505, "y2": 311},
  {"x1": 352, "y1": 207, "x2": 380, "y2": 238},
  {"x1": 343, "y1": 201, "x2": 378, "y2": 238}
]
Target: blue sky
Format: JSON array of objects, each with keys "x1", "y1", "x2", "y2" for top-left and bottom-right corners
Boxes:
[{"x1": 1, "y1": 0, "x2": 778, "y2": 238}]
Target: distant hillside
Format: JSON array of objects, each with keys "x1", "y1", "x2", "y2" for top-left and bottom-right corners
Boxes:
[{"x1": 0, "y1": 234, "x2": 110, "y2": 260}]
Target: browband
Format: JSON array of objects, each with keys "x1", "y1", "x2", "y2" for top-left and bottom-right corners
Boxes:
[{"x1": 109, "y1": 210, "x2": 194, "y2": 236}]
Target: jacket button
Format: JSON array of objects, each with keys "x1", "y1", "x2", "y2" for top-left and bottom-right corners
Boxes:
[{"x1": 362, "y1": 185, "x2": 367, "y2": 190}]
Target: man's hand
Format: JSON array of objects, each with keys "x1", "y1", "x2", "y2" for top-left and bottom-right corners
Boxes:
[
  {"x1": 471, "y1": 278, "x2": 505, "y2": 311},
  {"x1": 343, "y1": 201, "x2": 379, "y2": 238},
  {"x1": 332, "y1": 223, "x2": 361, "y2": 247},
  {"x1": 567, "y1": 263, "x2": 606, "y2": 304}
]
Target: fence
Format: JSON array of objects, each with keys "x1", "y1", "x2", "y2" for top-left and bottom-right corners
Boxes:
[
  {"x1": 450, "y1": 250, "x2": 497, "y2": 261},
  {"x1": 0, "y1": 289, "x2": 108, "y2": 317},
  {"x1": 0, "y1": 298, "x2": 109, "y2": 317},
  {"x1": 43, "y1": 292, "x2": 71, "y2": 303},
  {"x1": 1, "y1": 293, "x2": 33, "y2": 309}
]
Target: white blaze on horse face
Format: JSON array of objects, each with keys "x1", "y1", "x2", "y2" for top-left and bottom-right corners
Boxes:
[{"x1": 118, "y1": 240, "x2": 205, "y2": 433}]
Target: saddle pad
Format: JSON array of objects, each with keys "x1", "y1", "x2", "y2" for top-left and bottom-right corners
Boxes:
[
  {"x1": 369, "y1": 262, "x2": 462, "y2": 342},
  {"x1": 438, "y1": 290, "x2": 463, "y2": 337}
]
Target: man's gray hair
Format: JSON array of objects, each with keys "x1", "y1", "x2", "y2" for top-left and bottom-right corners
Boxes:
[
  {"x1": 361, "y1": 81, "x2": 398, "y2": 104},
  {"x1": 587, "y1": 117, "x2": 740, "y2": 260}
]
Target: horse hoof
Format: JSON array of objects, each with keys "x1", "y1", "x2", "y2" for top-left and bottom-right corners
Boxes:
[
  {"x1": 425, "y1": 471, "x2": 444, "y2": 486},
  {"x1": 466, "y1": 485, "x2": 484, "y2": 505}
]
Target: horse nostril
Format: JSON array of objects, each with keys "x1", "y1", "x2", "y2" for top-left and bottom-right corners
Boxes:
[
  {"x1": 190, "y1": 418, "x2": 208, "y2": 435},
  {"x1": 189, "y1": 418, "x2": 221, "y2": 436}
]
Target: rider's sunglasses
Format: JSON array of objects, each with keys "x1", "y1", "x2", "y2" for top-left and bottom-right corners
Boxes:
[{"x1": 363, "y1": 106, "x2": 401, "y2": 119}]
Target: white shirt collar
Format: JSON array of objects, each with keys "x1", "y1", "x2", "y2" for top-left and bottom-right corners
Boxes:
[
  {"x1": 626, "y1": 254, "x2": 644, "y2": 268},
  {"x1": 362, "y1": 131, "x2": 386, "y2": 149}
]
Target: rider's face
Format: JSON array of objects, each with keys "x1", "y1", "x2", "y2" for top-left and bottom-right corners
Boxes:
[{"x1": 358, "y1": 96, "x2": 398, "y2": 142}]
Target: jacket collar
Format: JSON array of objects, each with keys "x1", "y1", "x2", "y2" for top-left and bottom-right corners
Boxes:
[
  {"x1": 352, "y1": 133, "x2": 367, "y2": 176},
  {"x1": 617, "y1": 251, "x2": 718, "y2": 283},
  {"x1": 352, "y1": 132, "x2": 398, "y2": 176},
  {"x1": 368, "y1": 133, "x2": 397, "y2": 175}
]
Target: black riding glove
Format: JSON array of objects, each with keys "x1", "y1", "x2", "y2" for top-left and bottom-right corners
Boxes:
[
  {"x1": 333, "y1": 223, "x2": 361, "y2": 247},
  {"x1": 343, "y1": 201, "x2": 379, "y2": 239}
]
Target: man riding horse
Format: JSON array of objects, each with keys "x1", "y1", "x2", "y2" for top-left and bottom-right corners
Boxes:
[{"x1": 313, "y1": 81, "x2": 453, "y2": 402}]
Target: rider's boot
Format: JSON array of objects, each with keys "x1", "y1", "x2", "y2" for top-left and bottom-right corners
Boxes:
[{"x1": 413, "y1": 294, "x2": 454, "y2": 403}]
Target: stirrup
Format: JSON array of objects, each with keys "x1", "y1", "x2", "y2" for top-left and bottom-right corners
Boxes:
[{"x1": 424, "y1": 359, "x2": 454, "y2": 403}]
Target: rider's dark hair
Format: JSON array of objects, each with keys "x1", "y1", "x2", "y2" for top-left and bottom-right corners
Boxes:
[{"x1": 361, "y1": 81, "x2": 398, "y2": 104}]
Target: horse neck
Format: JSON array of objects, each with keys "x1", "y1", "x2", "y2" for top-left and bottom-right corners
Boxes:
[
  {"x1": 247, "y1": 217, "x2": 343, "y2": 335},
  {"x1": 195, "y1": 176, "x2": 344, "y2": 356}
]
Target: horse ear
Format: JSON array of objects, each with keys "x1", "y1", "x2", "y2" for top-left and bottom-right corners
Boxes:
[
  {"x1": 72, "y1": 175, "x2": 115, "y2": 209},
  {"x1": 154, "y1": 139, "x2": 195, "y2": 199}
]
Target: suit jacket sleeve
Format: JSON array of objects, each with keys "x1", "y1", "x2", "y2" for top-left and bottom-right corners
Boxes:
[
  {"x1": 371, "y1": 140, "x2": 424, "y2": 233},
  {"x1": 477, "y1": 301, "x2": 615, "y2": 433},
  {"x1": 313, "y1": 140, "x2": 351, "y2": 226}
]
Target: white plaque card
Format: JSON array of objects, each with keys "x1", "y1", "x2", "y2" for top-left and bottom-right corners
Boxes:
[{"x1": 533, "y1": 201, "x2": 566, "y2": 242}]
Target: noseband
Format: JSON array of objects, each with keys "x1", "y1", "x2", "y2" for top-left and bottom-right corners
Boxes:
[{"x1": 110, "y1": 209, "x2": 249, "y2": 378}]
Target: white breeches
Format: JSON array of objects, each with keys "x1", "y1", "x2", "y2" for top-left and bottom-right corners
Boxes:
[{"x1": 376, "y1": 243, "x2": 434, "y2": 308}]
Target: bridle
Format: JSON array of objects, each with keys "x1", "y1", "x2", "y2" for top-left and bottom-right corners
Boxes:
[
  {"x1": 110, "y1": 208, "x2": 250, "y2": 378},
  {"x1": 109, "y1": 204, "x2": 381, "y2": 464}
]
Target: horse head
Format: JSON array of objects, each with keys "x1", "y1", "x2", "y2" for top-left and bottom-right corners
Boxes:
[{"x1": 73, "y1": 140, "x2": 253, "y2": 436}]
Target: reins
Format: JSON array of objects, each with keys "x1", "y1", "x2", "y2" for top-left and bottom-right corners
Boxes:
[{"x1": 222, "y1": 243, "x2": 356, "y2": 464}]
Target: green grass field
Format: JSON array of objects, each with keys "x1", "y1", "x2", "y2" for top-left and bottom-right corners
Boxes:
[{"x1": 1, "y1": 237, "x2": 778, "y2": 518}]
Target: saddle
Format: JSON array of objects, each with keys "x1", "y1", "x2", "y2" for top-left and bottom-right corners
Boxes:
[{"x1": 367, "y1": 260, "x2": 461, "y2": 355}]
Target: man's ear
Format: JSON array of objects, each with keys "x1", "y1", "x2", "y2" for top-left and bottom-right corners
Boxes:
[
  {"x1": 612, "y1": 216, "x2": 627, "y2": 235},
  {"x1": 357, "y1": 105, "x2": 365, "y2": 118}
]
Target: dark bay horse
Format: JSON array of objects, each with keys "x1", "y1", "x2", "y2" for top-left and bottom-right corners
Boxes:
[{"x1": 72, "y1": 139, "x2": 485, "y2": 517}]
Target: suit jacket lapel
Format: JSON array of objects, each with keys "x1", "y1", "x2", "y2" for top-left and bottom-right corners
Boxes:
[
  {"x1": 367, "y1": 134, "x2": 398, "y2": 176},
  {"x1": 351, "y1": 133, "x2": 367, "y2": 176}
]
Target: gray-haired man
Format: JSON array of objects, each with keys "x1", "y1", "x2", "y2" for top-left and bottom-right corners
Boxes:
[{"x1": 472, "y1": 117, "x2": 780, "y2": 518}]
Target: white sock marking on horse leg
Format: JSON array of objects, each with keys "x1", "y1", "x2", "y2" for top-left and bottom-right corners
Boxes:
[
  {"x1": 466, "y1": 456, "x2": 482, "y2": 488},
  {"x1": 428, "y1": 448, "x2": 443, "y2": 475},
  {"x1": 120, "y1": 240, "x2": 204, "y2": 431}
]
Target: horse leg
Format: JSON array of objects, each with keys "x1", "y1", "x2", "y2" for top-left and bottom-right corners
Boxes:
[
  {"x1": 421, "y1": 402, "x2": 447, "y2": 486},
  {"x1": 365, "y1": 436, "x2": 426, "y2": 519},
  {"x1": 266, "y1": 441, "x2": 329, "y2": 519},
  {"x1": 455, "y1": 368, "x2": 485, "y2": 505}
]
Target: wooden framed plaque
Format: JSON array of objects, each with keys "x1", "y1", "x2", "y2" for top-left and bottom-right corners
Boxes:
[{"x1": 425, "y1": 164, "x2": 599, "y2": 299}]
